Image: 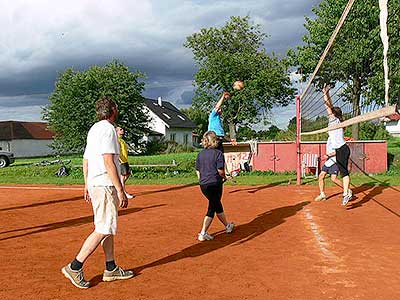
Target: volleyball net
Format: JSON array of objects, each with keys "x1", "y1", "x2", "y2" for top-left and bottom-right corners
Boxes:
[{"x1": 298, "y1": 0, "x2": 399, "y2": 141}]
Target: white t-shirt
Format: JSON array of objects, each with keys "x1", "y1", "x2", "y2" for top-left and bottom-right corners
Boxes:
[
  {"x1": 83, "y1": 120, "x2": 120, "y2": 186},
  {"x1": 327, "y1": 117, "x2": 346, "y2": 149},
  {"x1": 324, "y1": 137, "x2": 337, "y2": 167}
]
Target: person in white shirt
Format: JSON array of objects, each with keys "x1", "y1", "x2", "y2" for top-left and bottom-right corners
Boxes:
[
  {"x1": 323, "y1": 84, "x2": 353, "y2": 206},
  {"x1": 314, "y1": 137, "x2": 343, "y2": 201},
  {"x1": 62, "y1": 96, "x2": 134, "y2": 289}
]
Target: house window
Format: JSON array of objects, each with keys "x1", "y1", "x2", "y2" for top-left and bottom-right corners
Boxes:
[
  {"x1": 170, "y1": 133, "x2": 176, "y2": 142},
  {"x1": 178, "y1": 115, "x2": 186, "y2": 121},
  {"x1": 183, "y1": 134, "x2": 189, "y2": 145},
  {"x1": 163, "y1": 113, "x2": 171, "y2": 119}
]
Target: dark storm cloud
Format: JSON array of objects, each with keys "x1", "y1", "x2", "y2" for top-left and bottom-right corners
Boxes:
[{"x1": 0, "y1": 0, "x2": 321, "y2": 123}]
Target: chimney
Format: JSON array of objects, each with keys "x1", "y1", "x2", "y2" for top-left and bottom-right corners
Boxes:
[{"x1": 157, "y1": 96, "x2": 162, "y2": 106}]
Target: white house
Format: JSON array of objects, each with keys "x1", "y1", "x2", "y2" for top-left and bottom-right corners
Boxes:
[
  {"x1": 384, "y1": 113, "x2": 400, "y2": 136},
  {"x1": 0, "y1": 121, "x2": 55, "y2": 157},
  {"x1": 143, "y1": 97, "x2": 197, "y2": 146}
]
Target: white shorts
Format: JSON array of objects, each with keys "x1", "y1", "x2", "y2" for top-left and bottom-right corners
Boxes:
[{"x1": 89, "y1": 186, "x2": 118, "y2": 235}]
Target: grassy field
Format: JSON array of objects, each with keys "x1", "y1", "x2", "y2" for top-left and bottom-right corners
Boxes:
[{"x1": 1, "y1": 138, "x2": 399, "y2": 186}]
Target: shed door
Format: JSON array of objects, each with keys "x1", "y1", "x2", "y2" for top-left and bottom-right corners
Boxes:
[
  {"x1": 253, "y1": 143, "x2": 275, "y2": 171},
  {"x1": 348, "y1": 143, "x2": 364, "y2": 173}
]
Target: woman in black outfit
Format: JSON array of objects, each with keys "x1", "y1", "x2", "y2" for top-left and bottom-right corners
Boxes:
[{"x1": 195, "y1": 131, "x2": 235, "y2": 241}]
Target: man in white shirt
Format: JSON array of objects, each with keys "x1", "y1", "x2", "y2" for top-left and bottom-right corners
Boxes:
[{"x1": 62, "y1": 96, "x2": 134, "y2": 289}]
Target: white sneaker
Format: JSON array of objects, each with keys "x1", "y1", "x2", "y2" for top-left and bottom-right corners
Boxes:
[
  {"x1": 314, "y1": 193, "x2": 326, "y2": 201},
  {"x1": 125, "y1": 193, "x2": 135, "y2": 199},
  {"x1": 198, "y1": 232, "x2": 214, "y2": 241},
  {"x1": 226, "y1": 223, "x2": 234, "y2": 233},
  {"x1": 342, "y1": 189, "x2": 353, "y2": 206}
]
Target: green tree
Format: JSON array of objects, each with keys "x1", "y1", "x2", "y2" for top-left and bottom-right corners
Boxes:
[
  {"x1": 291, "y1": 0, "x2": 400, "y2": 139},
  {"x1": 180, "y1": 106, "x2": 209, "y2": 138},
  {"x1": 237, "y1": 126, "x2": 257, "y2": 140},
  {"x1": 184, "y1": 16, "x2": 295, "y2": 139},
  {"x1": 43, "y1": 60, "x2": 148, "y2": 152},
  {"x1": 265, "y1": 125, "x2": 281, "y2": 140}
]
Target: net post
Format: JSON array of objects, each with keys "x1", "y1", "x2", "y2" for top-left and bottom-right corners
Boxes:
[{"x1": 296, "y1": 95, "x2": 301, "y2": 185}]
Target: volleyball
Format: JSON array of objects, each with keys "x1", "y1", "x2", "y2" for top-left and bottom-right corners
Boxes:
[{"x1": 233, "y1": 80, "x2": 244, "y2": 90}]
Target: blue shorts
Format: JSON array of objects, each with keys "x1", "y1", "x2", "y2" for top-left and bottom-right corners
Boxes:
[{"x1": 322, "y1": 164, "x2": 339, "y2": 175}]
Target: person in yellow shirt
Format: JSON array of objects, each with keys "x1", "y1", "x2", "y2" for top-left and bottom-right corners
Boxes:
[{"x1": 116, "y1": 127, "x2": 134, "y2": 199}]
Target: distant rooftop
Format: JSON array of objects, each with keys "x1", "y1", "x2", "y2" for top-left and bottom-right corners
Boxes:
[{"x1": 0, "y1": 121, "x2": 54, "y2": 140}]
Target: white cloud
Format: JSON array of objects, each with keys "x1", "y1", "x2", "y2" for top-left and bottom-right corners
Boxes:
[{"x1": 0, "y1": 105, "x2": 44, "y2": 122}]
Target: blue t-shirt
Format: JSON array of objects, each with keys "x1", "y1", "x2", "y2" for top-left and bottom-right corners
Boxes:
[
  {"x1": 196, "y1": 148, "x2": 225, "y2": 185},
  {"x1": 208, "y1": 109, "x2": 224, "y2": 136}
]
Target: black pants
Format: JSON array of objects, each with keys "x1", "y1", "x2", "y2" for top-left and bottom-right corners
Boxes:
[
  {"x1": 336, "y1": 143, "x2": 350, "y2": 177},
  {"x1": 200, "y1": 182, "x2": 224, "y2": 217}
]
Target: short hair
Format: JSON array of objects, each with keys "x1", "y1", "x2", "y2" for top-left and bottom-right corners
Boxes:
[
  {"x1": 96, "y1": 96, "x2": 117, "y2": 120},
  {"x1": 201, "y1": 131, "x2": 219, "y2": 149}
]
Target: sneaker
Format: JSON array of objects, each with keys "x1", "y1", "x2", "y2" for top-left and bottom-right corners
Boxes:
[
  {"x1": 314, "y1": 193, "x2": 327, "y2": 201},
  {"x1": 61, "y1": 264, "x2": 90, "y2": 289},
  {"x1": 125, "y1": 193, "x2": 135, "y2": 199},
  {"x1": 198, "y1": 232, "x2": 214, "y2": 241},
  {"x1": 342, "y1": 190, "x2": 353, "y2": 206},
  {"x1": 102, "y1": 266, "x2": 135, "y2": 282},
  {"x1": 226, "y1": 223, "x2": 235, "y2": 233}
]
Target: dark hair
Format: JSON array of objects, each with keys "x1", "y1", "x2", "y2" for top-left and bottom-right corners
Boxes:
[
  {"x1": 95, "y1": 96, "x2": 117, "y2": 120},
  {"x1": 332, "y1": 107, "x2": 343, "y2": 122}
]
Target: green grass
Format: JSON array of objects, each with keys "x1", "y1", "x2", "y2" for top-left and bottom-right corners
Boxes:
[{"x1": 1, "y1": 138, "x2": 400, "y2": 186}]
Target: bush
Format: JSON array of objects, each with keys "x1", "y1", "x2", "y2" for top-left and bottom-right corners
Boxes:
[
  {"x1": 144, "y1": 138, "x2": 194, "y2": 155},
  {"x1": 358, "y1": 122, "x2": 390, "y2": 140},
  {"x1": 143, "y1": 138, "x2": 168, "y2": 155}
]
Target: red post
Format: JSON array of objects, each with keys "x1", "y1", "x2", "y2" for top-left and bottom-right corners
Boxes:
[{"x1": 296, "y1": 95, "x2": 301, "y2": 185}]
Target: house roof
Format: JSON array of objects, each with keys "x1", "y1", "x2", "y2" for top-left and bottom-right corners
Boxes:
[
  {"x1": 0, "y1": 121, "x2": 54, "y2": 140},
  {"x1": 144, "y1": 98, "x2": 197, "y2": 129}
]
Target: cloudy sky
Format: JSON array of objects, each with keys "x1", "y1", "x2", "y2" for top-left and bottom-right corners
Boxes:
[{"x1": 0, "y1": 0, "x2": 320, "y2": 129}]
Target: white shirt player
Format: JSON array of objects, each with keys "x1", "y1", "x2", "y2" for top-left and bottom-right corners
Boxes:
[
  {"x1": 328, "y1": 117, "x2": 346, "y2": 149},
  {"x1": 83, "y1": 120, "x2": 120, "y2": 186}
]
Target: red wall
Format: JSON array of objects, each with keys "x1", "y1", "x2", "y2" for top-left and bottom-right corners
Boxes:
[
  {"x1": 251, "y1": 141, "x2": 387, "y2": 174},
  {"x1": 252, "y1": 142, "x2": 297, "y2": 172}
]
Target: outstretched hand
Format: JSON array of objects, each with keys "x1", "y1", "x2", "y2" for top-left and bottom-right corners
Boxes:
[{"x1": 323, "y1": 83, "x2": 331, "y2": 95}]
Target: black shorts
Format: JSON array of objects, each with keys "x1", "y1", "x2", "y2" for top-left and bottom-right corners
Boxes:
[
  {"x1": 321, "y1": 163, "x2": 339, "y2": 175},
  {"x1": 335, "y1": 143, "x2": 350, "y2": 177},
  {"x1": 120, "y1": 162, "x2": 131, "y2": 176}
]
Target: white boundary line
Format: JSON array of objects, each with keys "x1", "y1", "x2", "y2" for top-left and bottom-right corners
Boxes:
[{"x1": 0, "y1": 186, "x2": 82, "y2": 190}]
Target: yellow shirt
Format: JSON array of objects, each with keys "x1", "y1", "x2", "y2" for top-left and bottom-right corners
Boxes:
[{"x1": 118, "y1": 137, "x2": 129, "y2": 164}]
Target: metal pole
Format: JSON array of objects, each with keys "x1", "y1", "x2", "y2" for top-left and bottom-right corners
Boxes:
[{"x1": 296, "y1": 95, "x2": 301, "y2": 185}]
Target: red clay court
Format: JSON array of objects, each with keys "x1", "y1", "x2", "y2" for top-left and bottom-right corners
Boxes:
[{"x1": 1, "y1": 183, "x2": 400, "y2": 300}]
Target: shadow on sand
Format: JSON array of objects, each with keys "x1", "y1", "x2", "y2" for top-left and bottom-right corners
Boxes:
[
  {"x1": 89, "y1": 201, "x2": 310, "y2": 287},
  {"x1": 0, "y1": 204, "x2": 166, "y2": 240}
]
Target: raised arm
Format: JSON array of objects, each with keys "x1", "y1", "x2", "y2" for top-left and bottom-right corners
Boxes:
[
  {"x1": 215, "y1": 92, "x2": 230, "y2": 111},
  {"x1": 323, "y1": 84, "x2": 334, "y2": 116}
]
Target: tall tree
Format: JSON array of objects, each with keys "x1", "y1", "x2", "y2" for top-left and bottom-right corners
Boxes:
[
  {"x1": 291, "y1": 0, "x2": 400, "y2": 139},
  {"x1": 184, "y1": 16, "x2": 295, "y2": 139},
  {"x1": 180, "y1": 106, "x2": 209, "y2": 138},
  {"x1": 43, "y1": 60, "x2": 148, "y2": 152}
]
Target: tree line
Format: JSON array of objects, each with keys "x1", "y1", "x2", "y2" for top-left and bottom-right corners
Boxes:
[{"x1": 44, "y1": 1, "x2": 400, "y2": 152}]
